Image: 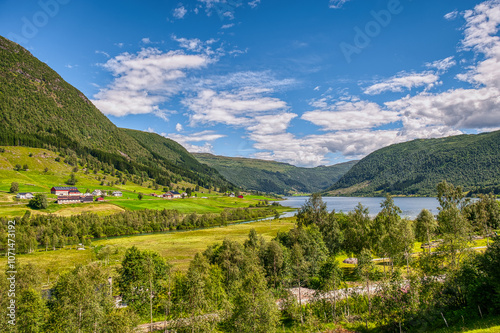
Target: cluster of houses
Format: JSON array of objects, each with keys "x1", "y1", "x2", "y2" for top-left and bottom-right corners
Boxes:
[
  {"x1": 151, "y1": 190, "x2": 182, "y2": 199},
  {"x1": 50, "y1": 187, "x2": 122, "y2": 205},
  {"x1": 16, "y1": 187, "x2": 229, "y2": 205}
]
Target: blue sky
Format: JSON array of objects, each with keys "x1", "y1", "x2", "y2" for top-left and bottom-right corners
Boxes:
[{"x1": 1, "y1": 0, "x2": 500, "y2": 167}]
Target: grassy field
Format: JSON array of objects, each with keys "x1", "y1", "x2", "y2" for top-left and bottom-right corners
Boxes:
[
  {"x1": 0, "y1": 146, "x2": 285, "y2": 218},
  {"x1": 0, "y1": 218, "x2": 296, "y2": 282}
]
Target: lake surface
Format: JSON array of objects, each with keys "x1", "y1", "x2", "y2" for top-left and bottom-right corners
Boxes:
[{"x1": 278, "y1": 196, "x2": 441, "y2": 219}]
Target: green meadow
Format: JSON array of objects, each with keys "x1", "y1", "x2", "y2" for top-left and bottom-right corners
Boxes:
[
  {"x1": 0, "y1": 218, "x2": 296, "y2": 281},
  {"x1": 0, "y1": 146, "x2": 284, "y2": 217}
]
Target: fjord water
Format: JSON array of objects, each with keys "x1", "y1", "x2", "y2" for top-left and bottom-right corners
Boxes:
[{"x1": 280, "y1": 196, "x2": 441, "y2": 219}]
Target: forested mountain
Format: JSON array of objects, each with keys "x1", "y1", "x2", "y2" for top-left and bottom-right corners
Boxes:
[
  {"x1": 325, "y1": 130, "x2": 500, "y2": 196},
  {"x1": 194, "y1": 153, "x2": 357, "y2": 194},
  {"x1": 0, "y1": 35, "x2": 231, "y2": 190}
]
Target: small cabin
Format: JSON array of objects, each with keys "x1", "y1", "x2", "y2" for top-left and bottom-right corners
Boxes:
[{"x1": 16, "y1": 192, "x2": 34, "y2": 200}]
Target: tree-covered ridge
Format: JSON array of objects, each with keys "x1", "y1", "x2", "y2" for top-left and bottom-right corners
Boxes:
[
  {"x1": 194, "y1": 153, "x2": 357, "y2": 194},
  {"x1": 325, "y1": 130, "x2": 500, "y2": 196},
  {"x1": 0, "y1": 35, "x2": 232, "y2": 190}
]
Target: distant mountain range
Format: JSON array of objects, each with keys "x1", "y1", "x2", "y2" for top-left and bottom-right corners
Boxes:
[
  {"x1": 325, "y1": 130, "x2": 500, "y2": 196},
  {"x1": 194, "y1": 153, "x2": 357, "y2": 194},
  {"x1": 0, "y1": 35, "x2": 232, "y2": 191}
]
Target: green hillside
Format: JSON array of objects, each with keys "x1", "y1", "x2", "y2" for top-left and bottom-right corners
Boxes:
[
  {"x1": 194, "y1": 153, "x2": 357, "y2": 194},
  {"x1": 325, "y1": 130, "x2": 500, "y2": 196},
  {"x1": 0, "y1": 35, "x2": 231, "y2": 190}
]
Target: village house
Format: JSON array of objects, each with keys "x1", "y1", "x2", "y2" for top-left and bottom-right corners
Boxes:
[
  {"x1": 97, "y1": 197, "x2": 104, "y2": 202},
  {"x1": 112, "y1": 191, "x2": 122, "y2": 197},
  {"x1": 51, "y1": 187, "x2": 80, "y2": 196},
  {"x1": 169, "y1": 191, "x2": 181, "y2": 199},
  {"x1": 163, "y1": 192, "x2": 173, "y2": 199},
  {"x1": 57, "y1": 195, "x2": 93, "y2": 205},
  {"x1": 16, "y1": 192, "x2": 34, "y2": 200},
  {"x1": 92, "y1": 189, "x2": 103, "y2": 196}
]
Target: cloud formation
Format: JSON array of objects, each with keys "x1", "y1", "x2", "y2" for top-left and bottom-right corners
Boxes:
[{"x1": 92, "y1": 47, "x2": 209, "y2": 117}]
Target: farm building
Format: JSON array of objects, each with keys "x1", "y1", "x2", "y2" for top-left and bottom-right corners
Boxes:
[
  {"x1": 57, "y1": 195, "x2": 94, "y2": 204},
  {"x1": 112, "y1": 191, "x2": 123, "y2": 197},
  {"x1": 16, "y1": 192, "x2": 34, "y2": 199},
  {"x1": 92, "y1": 189, "x2": 103, "y2": 196},
  {"x1": 51, "y1": 187, "x2": 80, "y2": 196}
]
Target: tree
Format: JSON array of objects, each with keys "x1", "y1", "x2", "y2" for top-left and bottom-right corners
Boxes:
[
  {"x1": 181, "y1": 253, "x2": 223, "y2": 332},
  {"x1": 415, "y1": 209, "x2": 438, "y2": 255},
  {"x1": 17, "y1": 288, "x2": 47, "y2": 332},
  {"x1": 437, "y1": 181, "x2": 471, "y2": 270},
  {"x1": 261, "y1": 240, "x2": 285, "y2": 289},
  {"x1": 22, "y1": 163, "x2": 29, "y2": 171},
  {"x1": 296, "y1": 193, "x2": 328, "y2": 228},
  {"x1": 9, "y1": 182, "x2": 19, "y2": 193},
  {"x1": 318, "y1": 256, "x2": 343, "y2": 320},
  {"x1": 46, "y1": 264, "x2": 115, "y2": 332},
  {"x1": 290, "y1": 243, "x2": 307, "y2": 324},
  {"x1": 66, "y1": 173, "x2": 78, "y2": 185},
  {"x1": 29, "y1": 193, "x2": 48, "y2": 210},
  {"x1": 356, "y1": 249, "x2": 376, "y2": 316},
  {"x1": 229, "y1": 254, "x2": 280, "y2": 332},
  {"x1": 465, "y1": 193, "x2": 500, "y2": 245},
  {"x1": 118, "y1": 247, "x2": 170, "y2": 318},
  {"x1": 343, "y1": 203, "x2": 372, "y2": 256},
  {"x1": 14, "y1": 163, "x2": 22, "y2": 171},
  {"x1": 138, "y1": 192, "x2": 143, "y2": 200}
]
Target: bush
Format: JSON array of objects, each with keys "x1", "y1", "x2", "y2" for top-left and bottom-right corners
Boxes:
[
  {"x1": 9, "y1": 182, "x2": 19, "y2": 193},
  {"x1": 29, "y1": 194, "x2": 48, "y2": 210}
]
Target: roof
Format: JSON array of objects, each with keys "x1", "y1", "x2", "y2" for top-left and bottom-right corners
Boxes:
[
  {"x1": 17, "y1": 192, "x2": 32, "y2": 195},
  {"x1": 52, "y1": 187, "x2": 79, "y2": 191},
  {"x1": 169, "y1": 191, "x2": 181, "y2": 195},
  {"x1": 112, "y1": 191, "x2": 122, "y2": 193},
  {"x1": 57, "y1": 196, "x2": 81, "y2": 200}
]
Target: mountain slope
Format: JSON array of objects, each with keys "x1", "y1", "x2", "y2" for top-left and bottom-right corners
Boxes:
[
  {"x1": 122, "y1": 129, "x2": 230, "y2": 187},
  {"x1": 0, "y1": 35, "x2": 231, "y2": 190},
  {"x1": 194, "y1": 153, "x2": 357, "y2": 194},
  {"x1": 325, "y1": 130, "x2": 500, "y2": 196}
]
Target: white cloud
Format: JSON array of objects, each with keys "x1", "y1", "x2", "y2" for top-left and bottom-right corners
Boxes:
[
  {"x1": 165, "y1": 130, "x2": 226, "y2": 153},
  {"x1": 444, "y1": 10, "x2": 459, "y2": 20},
  {"x1": 92, "y1": 47, "x2": 209, "y2": 117},
  {"x1": 221, "y1": 23, "x2": 235, "y2": 29},
  {"x1": 329, "y1": 0, "x2": 351, "y2": 9},
  {"x1": 95, "y1": 50, "x2": 110, "y2": 58},
  {"x1": 184, "y1": 88, "x2": 288, "y2": 126},
  {"x1": 173, "y1": 5, "x2": 187, "y2": 19},
  {"x1": 248, "y1": 0, "x2": 261, "y2": 8},
  {"x1": 176, "y1": 123, "x2": 183, "y2": 132},
  {"x1": 363, "y1": 71, "x2": 440, "y2": 95},
  {"x1": 385, "y1": 0, "x2": 500, "y2": 132},
  {"x1": 146, "y1": 127, "x2": 156, "y2": 133},
  {"x1": 141, "y1": 37, "x2": 151, "y2": 44},
  {"x1": 425, "y1": 56, "x2": 457, "y2": 72},
  {"x1": 302, "y1": 100, "x2": 400, "y2": 131},
  {"x1": 247, "y1": 113, "x2": 298, "y2": 135}
]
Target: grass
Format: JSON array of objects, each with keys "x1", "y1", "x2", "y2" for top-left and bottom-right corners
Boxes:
[
  {"x1": 0, "y1": 218, "x2": 296, "y2": 282},
  {"x1": 428, "y1": 315, "x2": 500, "y2": 333},
  {"x1": 0, "y1": 146, "x2": 284, "y2": 218},
  {"x1": 110, "y1": 195, "x2": 286, "y2": 214}
]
